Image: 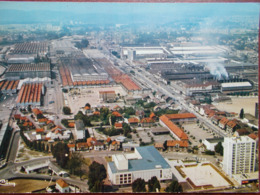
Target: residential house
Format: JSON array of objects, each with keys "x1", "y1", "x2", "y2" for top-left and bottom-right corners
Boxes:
[
  {"x1": 114, "y1": 123, "x2": 123, "y2": 130},
  {"x1": 67, "y1": 143, "x2": 76, "y2": 152},
  {"x1": 149, "y1": 112, "x2": 157, "y2": 121},
  {"x1": 112, "y1": 111, "x2": 123, "y2": 121},
  {"x1": 110, "y1": 140, "x2": 121, "y2": 151},
  {"x1": 234, "y1": 129, "x2": 250, "y2": 137},
  {"x1": 167, "y1": 140, "x2": 188, "y2": 152},
  {"x1": 36, "y1": 128, "x2": 44, "y2": 134},
  {"x1": 219, "y1": 117, "x2": 229, "y2": 130},
  {"x1": 226, "y1": 119, "x2": 239, "y2": 133},
  {"x1": 154, "y1": 143, "x2": 164, "y2": 152},
  {"x1": 76, "y1": 142, "x2": 91, "y2": 151},
  {"x1": 38, "y1": 118, "x2": 48, "y2": 125},
  {"x1": 94, "y1": 141, "x2": 104, "y2": 151},
  {"x1": 140, "y1": 117, "x2": 154, "y2": 127},
  {"x1": 128, "y1": 117, "x2": 139, "y2": 127},
  {"x1": 211, "y1": 115, "x2": 222, "y2": 125},
  {"x1": 56, "y1": 179, "x2": 70, "y2": 193}
]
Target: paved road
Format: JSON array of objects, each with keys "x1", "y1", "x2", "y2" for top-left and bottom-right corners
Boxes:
[{"x1": 133, "y1": 66, "x2": 227, "y2": 138}]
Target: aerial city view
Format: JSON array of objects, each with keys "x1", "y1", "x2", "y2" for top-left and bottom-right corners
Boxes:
[{"x1": 0, "y1": 1, "x2": 258, "y2": 193}]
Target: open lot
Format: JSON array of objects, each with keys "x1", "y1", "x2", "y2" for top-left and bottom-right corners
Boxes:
[
  {"x1": 0, "y1": 179, "x2": 55, "y2": 193},
  {"x1": 214, "y1": 96, "x2": 258, "y2": 116},
  {"x1": 65, "y1": 86, "x2": 127, "y2": 114},
  {"x1": 182, "y1": 123, "x2": 214, "y2": 146}
]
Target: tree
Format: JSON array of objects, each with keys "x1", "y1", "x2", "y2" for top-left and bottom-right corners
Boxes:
[
  {"x1": 122, "y1": 123, "x2": 131, "y2": 136},
  {"x1": 148, "y1": 176, "x2": 160, "y2": 192},
  {"x1": 61, "y1": 119, "x2": 69, "y2": 127},
  {"x1": 132, "y1": 178, "x2": 146, "y2": 192},
  {"x1": 68, "y1": 152, "x2": 85, "y2": 178},
  {"x1": 88, "y1": 161, "x2": 107, "y2": 191},
  {"x1": 85, "y1": 103, "x2": 91, "y2": 108},
  {"x1": 90, "y1": 180, "x2": 104, "y2": 192},
  {"x1": 214, "y1": 142, "x2": 223, "y2": 156},
  {"x1": 165, "y1": 180, "x2": 183, "y2": 192},
  {"x1": 27, "y1": 105, "x2": 32, "y2": 113},
  {"x1": 52, "y1": 142, "x2": 69, "y2": 168},
  {"x1": 240, "y1": 108, "x2": 244, "y2": 119},
  {"x1": 63, "y1": 106, "x2": 71, "y2": 115}
]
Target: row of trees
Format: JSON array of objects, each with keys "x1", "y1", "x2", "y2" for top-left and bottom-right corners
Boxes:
[
  {"x1": 132, "y1": 177, "x2": 183, "y2": 192},
  {"x1": 20, "y1": 130, "x2": 49, "y2": 153}
]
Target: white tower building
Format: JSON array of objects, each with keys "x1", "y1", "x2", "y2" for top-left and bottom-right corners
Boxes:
[{"x1": 223, "y1": 136, "x2": 256, "y2": 177}]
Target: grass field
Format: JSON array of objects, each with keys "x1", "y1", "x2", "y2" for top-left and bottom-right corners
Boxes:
[{"x1": 0, "y1": 179, "x2": 55, "y2": 193}]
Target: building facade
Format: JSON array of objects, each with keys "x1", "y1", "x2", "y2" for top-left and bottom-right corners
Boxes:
[
  {"x1": 223, "y1": 136, "x2": 256, "y2": 177},
  {"x1": 107, "y1": 146, "x2": 172, "y2": 185}
]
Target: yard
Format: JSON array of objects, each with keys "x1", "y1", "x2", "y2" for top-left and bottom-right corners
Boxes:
[{"x1": 0, "y1": 179, "x2": 55, "y2": 193}]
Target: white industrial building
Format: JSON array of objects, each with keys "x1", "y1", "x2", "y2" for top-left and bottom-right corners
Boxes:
[
  {"x1": 223, "y1": 136, "x2": 257, "y2": 177},
  {"x1": 221, "y1": 82, "x2": 252, "y2": 92},
  {"x1": 107, "y1": 146, "x2": 172, "y2": 185},
  {"x1": 202, "y1": 137, "x2": 224, "y2": 151}
]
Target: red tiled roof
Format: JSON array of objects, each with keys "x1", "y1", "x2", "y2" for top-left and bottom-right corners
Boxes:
[
  {"x1": 140, "y1": 117, "x2": 154, "y2": 123},
  {"x1": 36, "y1": 128, "x2": 44, "y2": 133},
  {"x1": 38, "y1": 118, "x2": 48, "y2": 123},
  {"x1": 106, "y1": 137, "x2": 111, "y2": 142},
  {"x1": 68, "y1": 123, "x2": 75, "y2": 128},
  {"x1": 115, "y1": 123, "x2": 123, "y2": 128},
  {"x1": 93, "y1": 111, "x2": 100, "y2": 115},
  {"x1": 32, "y1": 108, "x2": 42, "y2": 116},
  {"x1": 167, "y1": 140, "x2": 189, "y2": 147},
  {"x1": 14, "y1": 114, "x2": 21, "y2": 120},
  {"x1": 67, "y1": 144, "x2": 75, "y2": 148},
  {"x1": 47, "y1": 120, "x2": 54, "y2": 125},
  {"x1": 87, "y1": 137, "x2": 97, "y2": 144},
  {"x1": 56, "y1": 179, "x2": 69, "y2": 188},
  {"x1": 164, "y1": 113, "x2": 196, "y2": 120},
  {"x1": 99, "y1": 90, "x2": 115, "y2": 94},
  {"x1": 248, "y1": 133, "x2": 258, "y2": 140},
  {"x1": 235, "y1": 129, "x2": 250, "y2": 136},
  {"x1": 154, "y1": 143, "x2": 164, "y2": 149},
  {"x1": 84, "y1": 106, "x2": 90, "y2": 110},
  {"x1": 112, "y1": 111, "x2": 122, "y2": 117},
  {"x1": 159, "y1": 115, "x2": 188, "y2": 140},
  {"x1": 128, "y1": 117, "x2": 139, "y2": 123},
  {"x1": 227, "y1": 120, "x2": 237, "y2": 128},
  {"x1": 150, "y1": 112, "x2": 156, "y2": 119},
  {"x1": 219, "y1": 117, "x2": 229, "y2": 125}
]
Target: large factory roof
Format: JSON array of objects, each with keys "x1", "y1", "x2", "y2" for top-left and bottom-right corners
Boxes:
[
  {"x1": 221, "y1": 82, "x2": 251, "y2": 88},
  {"x1": 7, "y1": 63, "x2": 50, "y2": 72}
]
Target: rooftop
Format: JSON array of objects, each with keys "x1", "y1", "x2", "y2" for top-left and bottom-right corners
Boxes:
[{"x1": 109, "y1": 146, "x2": 171, "y2": 174}]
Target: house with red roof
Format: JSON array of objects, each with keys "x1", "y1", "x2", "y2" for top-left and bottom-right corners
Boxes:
[
  {"x1": 149, "y1": 112, "x2": 157, "y2": 121},
  {"x1": 114, "y1": 122, "x2": 123, "y2": 130},
  {"x1": 56, "y1": 179, "x2": 70, "y2": 193},
  {"x1": 36, "y1": 128, "x2": 44, "y2": 134},
  {"x1": 112, "y1": 111, "x2": 122, "y2": 118},
  {"x1": 226, "y1": 119, "x2": 239, "y2": 133},
  {"x1": 67, "y1": 143, "x2": 76, "y2": 152},
  {"x1": 128, "y1": 117, "x2": 139, "y2": 127},
  {"x1": 159, "y1": 115, "x2": 188, "y2": 141},
  {"x1": 140, "y1": 117, "x2": 154, "y2": 127},
  {"x1": 167, "y1": 140, "x2": 189, "y2": 152},
  {"x1": 154, "y1": 143, "x2": 164, "y2": 152},
  {"x1": 110, "y1": 140, "x2": 121, "y2": 151},
  {"x1": 219, "y1": 117, "x2": 229, "y2": 130}
]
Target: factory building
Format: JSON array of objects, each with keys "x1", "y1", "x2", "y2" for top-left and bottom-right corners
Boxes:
[
  {"x1": 121, "y1": 47, "x2": 167, "y2": 60},
  {"x1": 221, "y1": 82, "x2": 253, "y2": 92},
  {"x1": 16, "y1": 82, "x2": 44, "y2": 107},
  {"x1": 0, "y1": 80, "x2": 20, "y2": 94},
  {"x1": 99, "y1": 91, "x2": 116, "y2": 103},
  {"x1": 107, "y1": 146, "x2": 172, "y2": 185},
  {"x1": 5, "y1": 63, "x2": 51, "y2": 80}
]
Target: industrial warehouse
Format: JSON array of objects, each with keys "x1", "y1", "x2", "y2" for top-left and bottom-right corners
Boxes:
[
  {"x1": 5, "y1": 63, "x2": 51, "y2": 80},
  {"x1": 16, "y1": 82, "x2": 44, "y2": 107}
]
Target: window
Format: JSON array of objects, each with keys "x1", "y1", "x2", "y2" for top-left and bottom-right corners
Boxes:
[{"x1": 160, "y1": 170, "x2": 162, "y2": 178}]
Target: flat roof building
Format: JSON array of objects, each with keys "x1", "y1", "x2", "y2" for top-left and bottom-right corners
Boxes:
[{"x1": 107, "y1": 146, "x2": 172, "y2": 185}]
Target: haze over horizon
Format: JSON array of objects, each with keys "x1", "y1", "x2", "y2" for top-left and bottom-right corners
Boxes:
[{"x1": 0, "y1": 2, "x2": 259, "y2": 26}]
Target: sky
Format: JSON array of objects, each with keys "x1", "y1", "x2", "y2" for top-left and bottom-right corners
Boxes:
[{"x1": 0, "y1": 2, "x2": 259, "y2": 25}]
